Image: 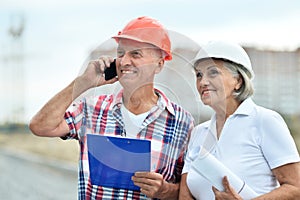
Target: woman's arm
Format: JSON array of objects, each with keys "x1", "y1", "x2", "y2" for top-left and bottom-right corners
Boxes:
[
  {"x1": 213, "y1": 162, "x2": 300, "y2": 200},
  {"x1": 254, "y1": 162, "x2": 300, "y2": 200}
]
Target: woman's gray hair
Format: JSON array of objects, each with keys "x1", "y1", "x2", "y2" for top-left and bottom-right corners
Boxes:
[{"x1": 223, "y1": 60, "x2": 254, "y2": 102}]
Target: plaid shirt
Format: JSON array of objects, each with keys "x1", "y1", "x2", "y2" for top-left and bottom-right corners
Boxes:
[{"x1": 64, "y1": 89, "x2": 194, "y2": 200}]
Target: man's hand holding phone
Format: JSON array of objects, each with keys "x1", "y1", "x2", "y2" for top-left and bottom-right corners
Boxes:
[
  {"x1": 76, "y1": 57, "x2": 118, "y2": 93},
  {"x1": 104, "y1": 59, "x2": 118, "y2": 81}
]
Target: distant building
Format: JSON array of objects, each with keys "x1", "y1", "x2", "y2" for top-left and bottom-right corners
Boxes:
[{"x1": 245, "y1": 47, "x2": 300, "y2": 115}]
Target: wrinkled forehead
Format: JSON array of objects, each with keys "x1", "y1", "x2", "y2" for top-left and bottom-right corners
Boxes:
[
  {"x1": 117, "y1": 38, "x2": 159, "y2": 52},
  {"x1": 194, "y1": 58, "x2": 225, "y2": 71}
]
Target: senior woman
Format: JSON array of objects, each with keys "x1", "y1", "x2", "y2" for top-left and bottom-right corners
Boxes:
[{"x1": 179, "y1": 41, "x2": 300, "y2": 200}]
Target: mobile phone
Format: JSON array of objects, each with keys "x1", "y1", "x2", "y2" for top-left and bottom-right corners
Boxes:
[{"x1": 104, "y1": 59, "x2": 117, "y2": 81}]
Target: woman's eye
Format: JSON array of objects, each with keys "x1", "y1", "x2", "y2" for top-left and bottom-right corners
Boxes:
[
  {"x1": 208, "y1": 69, "x2": 219, "y2": 77},
  {"x1": 196, "y1": 72, "x2": 203, "y2": 79}
]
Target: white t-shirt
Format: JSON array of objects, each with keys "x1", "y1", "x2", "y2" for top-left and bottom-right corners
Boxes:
[
  {"x1": 121, "y1": 104, "x2": 150, "y2": 138},
  {"x1": 182, "y1": 98, "x2": 300, "y2": 200}
]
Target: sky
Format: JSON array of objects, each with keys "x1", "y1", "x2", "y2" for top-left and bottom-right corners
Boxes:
[{"x1": 1, "y1": 0, "x2": 300, "y2": 123}]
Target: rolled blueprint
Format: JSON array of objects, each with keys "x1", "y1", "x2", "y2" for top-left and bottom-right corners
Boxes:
[{"x1": 191, "y1": 148, "x2": 258, "y2": 199}]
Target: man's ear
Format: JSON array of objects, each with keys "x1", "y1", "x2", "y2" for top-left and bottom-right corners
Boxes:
[{"x1": 155, "y1": 59, "x2": 165, "y2": 74}]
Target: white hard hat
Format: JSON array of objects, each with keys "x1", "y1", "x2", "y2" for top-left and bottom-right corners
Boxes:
[{"x1": 192, "y1": 41, "x2": 254, "y2": 79}]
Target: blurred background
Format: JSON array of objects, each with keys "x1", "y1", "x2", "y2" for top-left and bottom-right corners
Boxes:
[{"x1": 1, "y1": 0, "x2": 300, "y2": 199}]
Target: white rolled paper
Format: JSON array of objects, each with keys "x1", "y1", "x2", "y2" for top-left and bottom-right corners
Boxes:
[{"x1": 191, "y1": 148, "x2": 258, "y2": 199}]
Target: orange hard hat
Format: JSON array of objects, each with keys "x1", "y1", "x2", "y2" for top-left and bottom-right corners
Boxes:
[{"x1": 112, "y1": 16, "x2": 172, "y2": 61}]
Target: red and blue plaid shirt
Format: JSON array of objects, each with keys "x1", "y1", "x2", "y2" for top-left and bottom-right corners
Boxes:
[{"x1": 64, "y1": 89, "x2": 194, "y2": 199}]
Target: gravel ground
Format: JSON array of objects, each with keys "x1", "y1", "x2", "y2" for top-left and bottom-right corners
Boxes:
[
  {"x1": 0, "y1": 131, "x2": 79, "y2": 164},
  {"x1": 0, "y1": 131, "x2": 79, "y2": 199},
  {"x1": 0, "y1": 147, "x2": 77, "y2": 200}
]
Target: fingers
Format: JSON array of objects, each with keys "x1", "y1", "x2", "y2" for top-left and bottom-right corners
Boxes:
[
  {"x1": 132, "y1": 171, "x2": 161, "y2": 186},
  {"x1": 94, "y1": 56, "x2": 114, "y2": 74},
  {"x1": 211, "y1": 176, "x2": 229, "y2": 194},
  {"x1": 212, "y1": 186, "x2": 220, "y2": 194},
  {"x1": 132, "y1": 176, "x2": 153, "y2": 197},
  {"x1": 79, "y1": 56, "x2": 117, "y2": 89},
  {"x1": 99, "y1": 56, "x2": 113, "y2": 71},
  {"x1": 134, "y1": 171, "x2": 153, "y2": 178},
  {"x1": 223, "y1": 176, "x2": 231, "y2": 192},
  {"x1": 212, "y1": 186, "x2": 223, "y2": 200},
  {"x1": 212, "y1": 177, "x2": 229, "y2": 199},
  {"x1": 132, "y1": 172, "x2": 165, "y2": 198},
  {"x1": 213, "y1": 176, "x2": 242, "y2": 200},
  {"x1": 100, "y1": 56, "x2": 114, "y2": 67}
]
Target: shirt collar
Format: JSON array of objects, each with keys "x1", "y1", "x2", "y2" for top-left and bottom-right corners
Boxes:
[
  {"x1": 233, "y1": 98, "x2": 255, "y2": 116},
  {"x1": 203, "y1": 98, "x2": 255, "y2": 129},
  {"x1": 155, "y1": 88, "x2": 175, "y2": 116},
  {"x1": 111, "y1": 88, "x2": 175, "y2": 116}
]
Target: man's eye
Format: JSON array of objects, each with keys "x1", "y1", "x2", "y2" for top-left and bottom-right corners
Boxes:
[
  {"x1": 117, "y1": 51, "x2": 124, "y2": 57},
  {"x1": 131, "y1": 51, "x2": 142, "y2": 57}
]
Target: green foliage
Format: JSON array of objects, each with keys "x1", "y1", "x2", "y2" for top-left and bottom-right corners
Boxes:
[
  {"x1": 281, "y1": 114, "x2": 300, "y2": 152},
  {"x1": 0, "y1": 123, "x2": 30, "y2": 134}
]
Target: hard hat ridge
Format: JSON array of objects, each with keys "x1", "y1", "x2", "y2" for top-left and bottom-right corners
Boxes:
[
  {"x1": 112, "y1": 16, "x2": 172, "y2": 61},
  {"x1": 192, "y1": 40, "x2": 255, "y2": 79}
]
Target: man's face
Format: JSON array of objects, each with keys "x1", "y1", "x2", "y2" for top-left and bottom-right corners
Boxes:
[{"x1": 116, "y1": 39, "x2": 164, "y2": 89}]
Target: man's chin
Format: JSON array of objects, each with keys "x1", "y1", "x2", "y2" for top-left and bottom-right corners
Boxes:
[{"x1": 119, "y1": 77, "x2": 137, "y2": 87}]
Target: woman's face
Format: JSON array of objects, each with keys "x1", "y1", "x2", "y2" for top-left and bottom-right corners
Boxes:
[{"x1": 194, "y1": 59, "x2": 241, "y2": 107}]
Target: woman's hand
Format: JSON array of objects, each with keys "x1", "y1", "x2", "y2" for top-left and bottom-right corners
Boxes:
[{"x1": 212, "y1": 176, "x2": 242, "y2": 200}]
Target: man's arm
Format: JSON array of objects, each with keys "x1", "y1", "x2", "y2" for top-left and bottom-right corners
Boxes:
[
  {"x1": 29, "y1": 79, "x2": 78, "y2": 137},
  {"x1": 29, "y1": 57, "x2": 117, "y2": 137},
  {"x1": 179, "y1": 173, "x2": 195, "y2": 200}
]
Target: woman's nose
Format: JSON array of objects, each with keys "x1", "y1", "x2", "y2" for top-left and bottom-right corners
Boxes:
[{"x1": 199, "y1": 75, "x2": 209, "y2": 86}]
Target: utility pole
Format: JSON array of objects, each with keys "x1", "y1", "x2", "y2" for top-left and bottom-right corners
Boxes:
[{"x1": 1, "y1": 13, "x2": 26, "y2": 124}]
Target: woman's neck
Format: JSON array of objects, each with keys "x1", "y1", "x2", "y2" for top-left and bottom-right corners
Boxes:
[{"x1": 214, "y1": 99, "x2": 241, "y2": 138}]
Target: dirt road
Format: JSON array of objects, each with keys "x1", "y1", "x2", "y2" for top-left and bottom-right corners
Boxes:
[{"x1": 0, "y1": 148, "x2": 77, "y2": 200}]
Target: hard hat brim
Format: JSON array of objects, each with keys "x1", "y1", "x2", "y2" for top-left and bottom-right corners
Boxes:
[{"x1": 112, "y1": 34, "x2": 172, "y2": 61}]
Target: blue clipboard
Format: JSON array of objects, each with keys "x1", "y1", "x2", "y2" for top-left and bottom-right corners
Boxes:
[{"x1": 87, "y1": 134, "x2": 151, "y2": 191}]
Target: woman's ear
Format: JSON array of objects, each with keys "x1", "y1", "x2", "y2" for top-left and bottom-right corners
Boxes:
[{"x1": 235, "y1": 76, "x2": 243, "y2": 90}]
